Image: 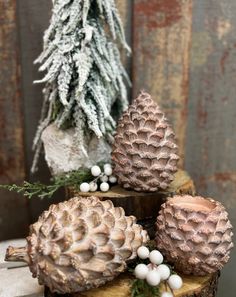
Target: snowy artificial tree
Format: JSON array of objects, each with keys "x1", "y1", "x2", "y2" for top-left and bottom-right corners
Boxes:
[{"x1": 32, "y1": 0, "x2": 131, "y2": 175}]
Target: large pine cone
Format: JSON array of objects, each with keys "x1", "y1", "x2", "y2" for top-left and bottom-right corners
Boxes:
[
  {"x1": 156, "y1": 195, "x2": 234, "y2": 275},
  {"x1": 5, "y1": 197, "x2": 149, "y2": 294},
  {"x1": 112, "y1": 91, "x2": 179, "y2": 192}
]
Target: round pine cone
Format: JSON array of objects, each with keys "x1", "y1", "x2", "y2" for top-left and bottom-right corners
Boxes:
[
  {"x1": 112, "y1": 91, "x2": 179, "y2": 192},
  {"x1": 5, "y1": 197, "x2": 149, "y2": 294},
  {"x1": 156, "y1": 195, "x2": 234, "y2": 275}
]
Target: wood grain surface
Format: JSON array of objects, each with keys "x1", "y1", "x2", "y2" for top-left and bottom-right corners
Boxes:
[
  {"x1": 68, "y1": 170, "x2": 195, "y2": 219},
  {"x1": 0, "y1": 0, "x2": 29, "y2": 240},
  {"x1": 0, "y1": 239, "x2": 219, "y2": 297},
  {"x1": 45, "y1": 273, "x2": 219, "y2": 297},
  {"x1": 133, "y1": 0, "x2": 193, "y2": 166},
  {"x1": 185, "y1": 1, "x2": 236, "y2": 295}
]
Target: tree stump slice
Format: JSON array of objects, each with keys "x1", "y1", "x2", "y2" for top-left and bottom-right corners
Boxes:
[
  {"x1": 67, "y1": 170, "x2": 195, "y2": 237},
  {"x1": 44, "y1": 272, "x2": 219, "y2": 297},
  {"x1": 67, "y1": 170, "x2": 195, "y2": 219}
]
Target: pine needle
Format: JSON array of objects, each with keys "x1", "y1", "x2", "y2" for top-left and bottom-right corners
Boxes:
[
  {"x1": 131, "y1": 279, "x2": 160, "y2": 297},
  {"x1": 0, "y1": 169, "x2": 93, "y2": 199}
]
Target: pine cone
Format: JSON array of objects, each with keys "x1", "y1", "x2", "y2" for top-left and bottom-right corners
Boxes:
[
  {"x1": 5, "y1": 197, "x2": 149, "y2": 294},
  {"x1": 112, "y1": 91, "x2": 179, "y2": 192},
  {"x1": 156, "y1": 195, "x2": 234, "y2": 275}
]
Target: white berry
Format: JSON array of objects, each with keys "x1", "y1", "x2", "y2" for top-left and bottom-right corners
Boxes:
[
  {"x1": 137, "y1": 246, "x2": 150, "y2": 259},
  {"x1": 156, "y1": 264, "x2": 170, "y2": 280},
  {"x1": 168, "y1": 275, "x2": 183, "y2": 290},
  {"x1": 109, "y1": 175, "x2": 117, "y2": 184},
  {"x1": 104, "y1": 163, "x2": 112, "y2": 169},
  {"x1": 146, "y1": 270, "x2": 161, "y2": 286},
  {"x1": 100, "y1": 182, "x2": 110, "y2": 192},
  {"x1": 134, "y1": 264, "x2": 149, "y2": 280},
  {"x1": 100, "y1": 175, "x2": 109, "y2": 182},
  {"x1": 104, "y1": 166, "x2": 112, "y2": 176},
  {"x1": 89, "y1": 182, "x2": 98, "y2": 192},
  {"x1": 149, "y1": 250, "x2": 163, "y2": 265},
  {"x1": 161, "y1": 292, "x2": 173, "y2": 297},
  {"x1": 79, "y1": 182, "x2": 90, "y2": 193},
  {"x1": 91, "y1": 165, "x2": 101, "y2": 177}
]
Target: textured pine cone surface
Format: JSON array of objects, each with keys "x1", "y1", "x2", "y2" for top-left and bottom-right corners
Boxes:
[
  {"x1": 156, "y1": 195, "x2": 234, "y2": 276},
  {"x1": 5, "y1": 196, "x2": 149, "y2": 294},
  {"x1": 112, "y1": 91, "x2": 179, "y2": 192}
]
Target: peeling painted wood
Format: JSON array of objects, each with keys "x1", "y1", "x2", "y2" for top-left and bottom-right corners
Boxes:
[
  {"x1": 0, "y1": 0, "x2": 29, "y2": 240},
  {"x1": 185, "y1": 1, "x2": 236, "y2": 296},
  {"x1": 133, "y1": 0, "x2": 193, "y2": 166}
]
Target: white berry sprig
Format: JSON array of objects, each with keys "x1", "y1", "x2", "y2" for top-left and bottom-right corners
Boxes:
[
  {"x1": 133, "y1": 246, "x2": 183, "y2": 297},
  {"x1": 79, "y1": 163, "x2": 117, "y2": 193}
]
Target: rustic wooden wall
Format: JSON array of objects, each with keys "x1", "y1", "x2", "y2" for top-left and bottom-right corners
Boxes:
[
  {"x1": 132, "y1": 1, "x2": 236, "y2": 296},
  {"x1": 0, "y1": 0, "x2": 29, "y2": 240},
  {"x1": 185, "y1": 1, "x2": 236, "y2": 295},
  {"x1": 133, "y1": 0, "x2": 193, "y2": 166},
  {"x1": 0, "y1": 0, "x2": 235, "y2": 296}
]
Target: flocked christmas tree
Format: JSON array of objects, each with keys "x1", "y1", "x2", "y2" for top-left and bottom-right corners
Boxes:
[{"x1": 31, "y1": 0, "x2": 131, "y2": 174}]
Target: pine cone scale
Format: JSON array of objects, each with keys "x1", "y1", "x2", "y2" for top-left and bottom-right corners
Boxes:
[
  {"x1": 155, "y1": 195, "x2": 233, "y2": 276},
  {"x1": 112, "y1": 91, "x2": 179, "y2": 192},
  {"x1": 5, "y1": 197, "x2": 149, "y2": 294}
]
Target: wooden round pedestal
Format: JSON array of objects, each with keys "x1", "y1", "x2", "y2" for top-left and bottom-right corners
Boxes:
[
  {"x1": 67, "y1": 170, "x2": 195, "y2": 237},
  {"x1": 44, "y1": 272, "x2": 219, "y2": 297}
]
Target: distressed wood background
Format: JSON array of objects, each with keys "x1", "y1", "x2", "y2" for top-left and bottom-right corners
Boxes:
[{"x1": 0, "y1": 1, "x2": 235, "y2": 296}]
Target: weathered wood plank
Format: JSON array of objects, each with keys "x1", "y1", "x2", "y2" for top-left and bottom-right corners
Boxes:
[
  {"x1": 116, "y1": 0, "x2": 132, "y2": 78},
  {"x1": 185, "y1": 1, "x2": 236, "y2": 296},
  {"x1": 0, "y1": 0, "x2": 29, "y2": 240},
  {"x1": 133, "y1": 0, "x2": 193, "y2": 166}
]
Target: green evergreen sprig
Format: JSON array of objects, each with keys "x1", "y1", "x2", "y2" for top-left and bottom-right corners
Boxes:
[
  {"x1": 131, "y1": 279, "x2": 160, "y2": 297},
  {"x1": 0, "y1": 169, "x2": 93, "y2": 199}
]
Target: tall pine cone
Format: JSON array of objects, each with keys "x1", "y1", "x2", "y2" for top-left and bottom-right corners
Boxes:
[
  {"x1": 156, "y1": 195, "x2": 234, "y2": 275},
  {"x1": 112, "y1": 91, "x2": 179, "y2": 192},
  {"x1": 5, "y1": 197, "x2": 149, "y2": 294}
]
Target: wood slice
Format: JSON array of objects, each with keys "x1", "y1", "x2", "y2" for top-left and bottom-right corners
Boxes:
[
  {"x1": 44, "y1": 272, "x2": 219, "y2": 297},
  {"x1": 67, "y1": 170, "x2": 195, "y2": 220}
]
